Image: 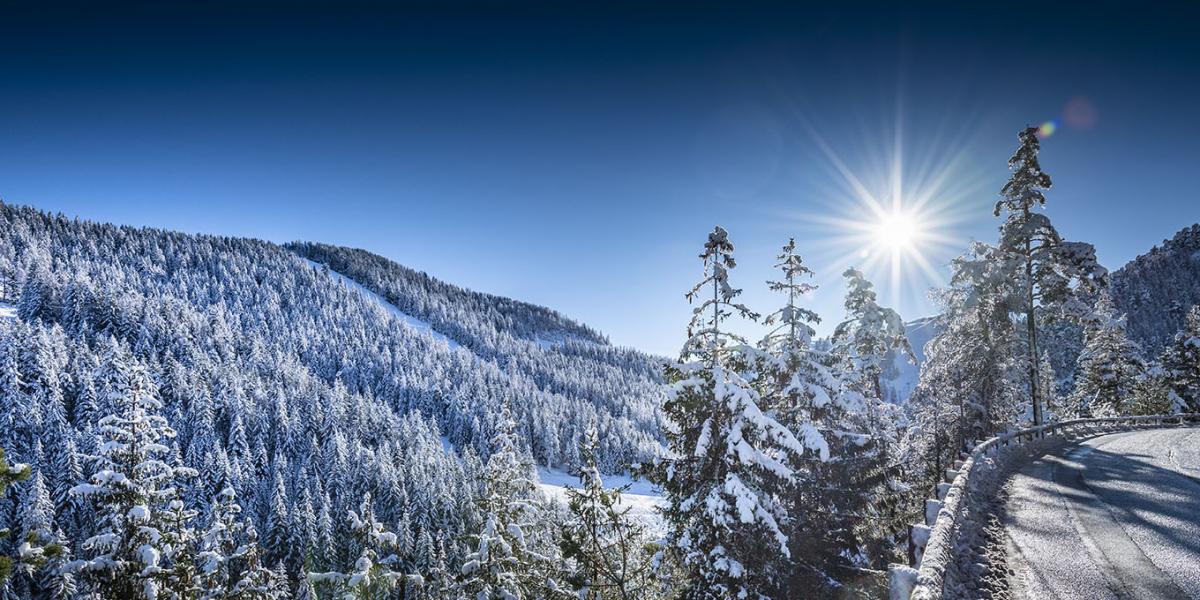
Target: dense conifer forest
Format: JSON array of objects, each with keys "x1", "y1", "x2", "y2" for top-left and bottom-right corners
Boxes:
[{"x1": 1, "y1": 129, "x2": 1197, "y2": 599}]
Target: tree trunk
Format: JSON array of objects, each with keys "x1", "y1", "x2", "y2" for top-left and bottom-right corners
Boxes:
[{"x1": 1024, "y1": 206, "x2": 1042, "y2": 429}]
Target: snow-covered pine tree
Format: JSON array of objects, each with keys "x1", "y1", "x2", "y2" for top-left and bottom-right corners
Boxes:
[
  {"x1": 264, "y1": 467, "x2": 290, "y2": 571},
  {"x1": 827, "y1": 267, "x2": 913, "y2": 571},
  {"x1": 294, "y1": 577, "x2": 319, "y2": 600},
  {"x1": 993, "y1": 126, "x2": 1105, "y2": 426},
  {"x1": 68, "y1": 338, "x2": 187, "y2": 600},
  {"x1": 1159, "y1": 305, "x2": 1200, "y2": 414},
  {"x1": 157, "y1": 497, "x2": 201, "y2": 598},
  {"x1": 908, "y1": 242, "x2": 1023, "y2": 480},
  {"x1": 1130, "y1": 361, "x2": 1175, "y2": 416},
  {"x1": 649, "y1": 226, "x2": 809, "y2": 599},
  {"x1": 310, "y1": 491, "x2": 419, "y2": 599},
  {"x1": 559, "y1": 427, "x2": 653, "y2": 600},
  {"x1": 830, "y1": 268, "x2": 914, "y2": 401},
  {"x1": 1070, "y1": 292, "x2": 1145, "y2": 417},
  {"x1": 757, "y1": 238, "x2": 834, "y2": 456},
  {"x1": 1, "y1": 445, "x2": 62, "y2": 584},
  {"x1": 457, "y1": 403, "x2": 564, "y2": 600},
  {"x1": 15, "y1": 469, "x2": 72, "y2": 597},
  {"x1": 229, "y1": 525, "x2": 288, "y2": 599},
  {"x1": 756, "y1": 239, "x2": 892, "y2": 593},
  {"x1": 198, "y1": 486, "x2": 245, "y2": 599}
]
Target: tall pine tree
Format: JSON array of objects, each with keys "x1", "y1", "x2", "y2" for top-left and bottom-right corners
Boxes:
[
  {"x1": 993, "y1": 126, "x2": 1105, "y2": 426},
  {"x1": 457, "y1": 404, "x2": 564, "y2": 600},
  {"x1": 1159, "y1": 305, "x2": 1200, "y2": 414},
  {"x1": 650, "y1": 226, "x2": 809, "y2": 599},
  {"x1": 68, "y1": 339, "x2": 188, "y2": 600}
]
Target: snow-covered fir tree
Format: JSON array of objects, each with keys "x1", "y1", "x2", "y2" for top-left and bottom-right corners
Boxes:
[
  {"x1": 1130, "y1": 361, "x2": 1175, "y2": 416},
  {"x1": 830, "y1": 268, "x2": 914, "y2": 401},
  {"x1": 1070, "y1": 292, "x2": 1145, "y2": 416},
  {"x1": 193, "y1": 485, "x2": 286, "y2": 599},
  {"x1": 1159, "y1": 305, "x2": 1200, "y2": 413},
  {"x1": 649, "y1": 226, "x2": 810, "y2": 599},
  {"x1": 825, "y1": 267, "x2": 913, "y2": 574},
  {"x1": 993, "y1": 126, "x2": 1105, "y2": 425},
  {"x1": 756, "y1": 239, "x2": 835, "y2": 456},
  {"x1": 310, "y1": 492, "x2": 419, "y2": 599},
  {"x1": 755, "y1": 239, "x2": 889, "y2": 593},
  {"x1": 1, "y1": 445, "x2": 63, "y2": 586},
  {"x1": 156, "y1": 497, "x2": 202, "y2": 598},
  {"x1": 68, "y1": 339, "x2": 190, "y2": 599},
  {"x1": 559, "y1": 427, "x2": 654, "y2": 600},
  {"x1": 907, "y1": 242, "x2": 1024, "y2": 481},
  {"x1": 458, "y1": 404, "x2": 564, "y2": 600}
]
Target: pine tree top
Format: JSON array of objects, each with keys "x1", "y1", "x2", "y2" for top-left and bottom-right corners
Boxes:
[{"x1": 996, "y1": 126, "x2": 1053, "y2": 216}]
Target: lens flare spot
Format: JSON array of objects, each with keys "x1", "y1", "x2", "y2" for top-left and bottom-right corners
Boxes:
[{"x1": 1037, "y1": 120, "x2": 1058, "y2": 138}]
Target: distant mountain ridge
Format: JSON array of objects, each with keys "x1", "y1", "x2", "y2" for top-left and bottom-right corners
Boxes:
[
  {"x1": 0, "y1": 201, "x2": 671, "y2": 589},
  {"x1": 286, "y1": 242, "x2": 611, "y2": 352}
]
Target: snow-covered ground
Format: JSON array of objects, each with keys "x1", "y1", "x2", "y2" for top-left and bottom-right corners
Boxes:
[
  {"x1": 302, "y1": 258, "x2": 460, "y2": 350},
  {"x1": 0, "y1": 302, "x2": 15, "y2": 320},
  {"x1": 534, "y1": 330, "x2": 572, "y2": 349},
  {"x1": 436, "y1": 435, "x2": 664, "y2": 532},
  {"x1": 537, "y1": 467, "x2": 664, "y2": 532}
]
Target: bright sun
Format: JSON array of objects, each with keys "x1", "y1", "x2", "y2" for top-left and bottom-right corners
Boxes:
[
  {"x1": 786, "y1": 108, "x2": 981, "y2": 309},
  {"x1": 875, "y1": 211, "x2": 918, "y2": 251}
]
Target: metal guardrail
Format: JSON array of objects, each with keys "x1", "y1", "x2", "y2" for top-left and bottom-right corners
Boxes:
[{"x1": 896, "y1": 413, "x2": 1200, "y2": 600}]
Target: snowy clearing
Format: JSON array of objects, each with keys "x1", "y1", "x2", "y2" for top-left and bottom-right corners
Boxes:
[
  {"x1": 533, "y1": 329, "x2": 597, "y2": 349},
  {"x1": 537, "y1": 467, "x2": 664, "y2": 532},
  {"x1": 302, "y1": 258, "x2": 461, "y2": 350},
  {"x1": 435, "y1": 436, "x2": 665, "y2": 532}
]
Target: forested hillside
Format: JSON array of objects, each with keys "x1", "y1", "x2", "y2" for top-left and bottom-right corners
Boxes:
[
  {"x1": 0, "y1": 202, "x2": 664, "y2": 598},
  {"x1": 1111, "y1": 223, "x2": 1200, "y2": 354}
]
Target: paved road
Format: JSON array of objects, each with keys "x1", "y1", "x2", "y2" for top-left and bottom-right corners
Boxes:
[{"x1": 1005, "y1": 427, "x2": 1200, "y2": 600}]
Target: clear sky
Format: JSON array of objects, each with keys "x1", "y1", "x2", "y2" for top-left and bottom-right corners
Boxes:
[{"x1": 2, "y1": 1, "x2": 1197, "y2": 357}]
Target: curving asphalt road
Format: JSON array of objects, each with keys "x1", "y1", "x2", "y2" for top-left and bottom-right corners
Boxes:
[{"x1": 1004, "y1": 427, "x2": 1200, "y2": 600}]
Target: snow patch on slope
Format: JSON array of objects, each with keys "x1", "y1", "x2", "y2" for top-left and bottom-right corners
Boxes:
[
  {"x1": 302, "y1": 258, "x2": 461, "y2": 350},
  {"x1": 537, "y1": 467, "x2": 664, "y2": 532},
  {"x1": 434, "y1": 434, "x2": 664, "y2": 531},
  {"x1": 533, "y1": 329, "x2": 597, "y2": 350}
]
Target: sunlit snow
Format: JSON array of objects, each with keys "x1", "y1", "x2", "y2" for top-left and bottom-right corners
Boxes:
[
  {"x1": 302, "y1": 258, "x2": 460, "y2": 350},
  {"x1": 536, "y1": 467, "x2": 664, "y2": 532}
]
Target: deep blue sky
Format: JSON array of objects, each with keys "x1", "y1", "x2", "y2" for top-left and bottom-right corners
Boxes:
[{"x1": 2, "y1": 1, "x2": 1197, "y2": 356}]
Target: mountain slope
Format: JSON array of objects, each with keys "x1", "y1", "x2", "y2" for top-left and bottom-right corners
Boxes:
[
  {"x1": 1111, "y1": 224, "x2": 1200, "y2": 354},
  {"x1": 0, "y1": 202, "x2": 665, "y2": 583}
]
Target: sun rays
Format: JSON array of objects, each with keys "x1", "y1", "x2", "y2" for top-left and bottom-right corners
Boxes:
[{"x1": 776, "y1": 106, "x2": 991, "y2": 311}]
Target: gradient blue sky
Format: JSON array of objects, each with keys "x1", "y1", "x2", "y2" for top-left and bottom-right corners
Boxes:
[{"x1": 2, "y1": 1, "x2": 1197, "y2": 356}]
